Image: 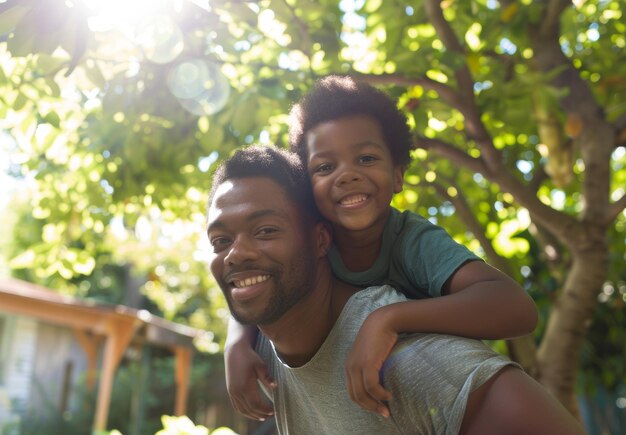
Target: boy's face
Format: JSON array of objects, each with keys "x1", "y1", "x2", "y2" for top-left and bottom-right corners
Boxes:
[{"x1": 305, "y1": 114, "x2": 404, "y2": 233}]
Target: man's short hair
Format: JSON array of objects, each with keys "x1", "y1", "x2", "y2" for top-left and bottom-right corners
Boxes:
[
  {"x1": 208, "y1": 145, "x2": 321, "y2": 222},
  {"x1": 288, "y1": 75, "x2": 412, "y2": 167}
]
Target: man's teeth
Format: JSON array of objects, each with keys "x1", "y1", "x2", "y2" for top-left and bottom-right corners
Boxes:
[
  {"x1": 341, "y1": 194, "x2": 367, "y2": 205},
  {"x1": 233, "y1": 275, "x2": 270, "y2": 288}
]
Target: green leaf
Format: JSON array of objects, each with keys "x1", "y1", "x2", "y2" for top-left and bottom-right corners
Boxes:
[
  {"x1": 7, "y1": 27, "x2": 36, "y2": 57},
  {"x1": 36, "y1": 54, "x2": 67, "y2": 74},
  {"x1": 13, "y1": 92, "x2": 27, "y2": 111},
  {"x1": 85, "y1": 62, "x2": 106, "y2": 88},
  {"x1": 364, "y1": 0, "x2": 383, "y2": 14},
  {"x1": 0, "y1": 4, "x2": 31, "y2": 35},
  {"x1": 43, "y1": 111, "x2": 61, "y2": 128}
]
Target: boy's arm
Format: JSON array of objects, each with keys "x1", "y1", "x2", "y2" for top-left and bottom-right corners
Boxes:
[
  {"x1": 345, "y1": 261, "x2": 537, "y2": 416},
  {"x1": 461, "y1": 366, "x2": 585, "y2": 434},
  {"x1": 224, "y1": 316, "x2": 276, "y2": 421},
  {"x1": 373, "y1": 260, "x2": 537, "y2": 340},
  {"x1": 428, "y1": 259, "x2": 537, "y2": 338}
]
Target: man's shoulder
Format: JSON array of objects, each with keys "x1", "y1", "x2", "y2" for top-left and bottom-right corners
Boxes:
[
  {"x1": 382, "y1": 333, "x2": 517, "y2": 433},
  {"x1": 382, "y1": 333, "x2": 517, "y2": 398},
  {"x1": 347, "y1": 285, "x2": 409, "y2": 309}
]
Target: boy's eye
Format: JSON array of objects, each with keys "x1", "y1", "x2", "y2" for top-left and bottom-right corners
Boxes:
[{"x1": 359, "y1": 155, "x2": 378, "y2": 164}]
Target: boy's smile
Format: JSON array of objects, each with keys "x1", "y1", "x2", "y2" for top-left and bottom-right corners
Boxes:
[{"x1": 305, "y1": 114, "x2": 404, "y2": 235}]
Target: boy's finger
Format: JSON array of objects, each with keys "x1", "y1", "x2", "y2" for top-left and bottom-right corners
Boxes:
[
  {"x1": 255, "y1": 364, "x2": 277, "y2": 389},
  {"x1": 347, "y1": 368, "x2": 386, "y2": 416},
  {"x1": 363, "y1": 368, "x2": 392, "y2": 402},
  {"x1": 239, "y1": 397, "x2": 274, "y2": 421},
  {"x1": 243, "y1": 384, "x2": 275, "y2": 419},
  {"x1": 376, "y1": 403, "x2": 390, "y2": 419},
  {"x1": 249, "y1": 398, "x2": 275, "y2": 417}
]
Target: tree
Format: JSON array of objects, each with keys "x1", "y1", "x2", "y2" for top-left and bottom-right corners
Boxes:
[{"x1": 1, "y1": 0, "x2": 625, "y2": 418}]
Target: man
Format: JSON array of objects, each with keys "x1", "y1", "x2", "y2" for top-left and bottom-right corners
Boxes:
[{"x1": 206, "y1": 145, "x2": 584, "y2": 434}]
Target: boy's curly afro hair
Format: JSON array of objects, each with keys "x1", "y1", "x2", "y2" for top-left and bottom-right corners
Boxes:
[{"x1": 288, "y1": 75, "x2": 412, "y2": 167}]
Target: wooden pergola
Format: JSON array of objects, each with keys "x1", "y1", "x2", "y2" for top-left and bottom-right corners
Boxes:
[{"x1": 0, "y1": 277, "x2": 201, "y2": 433}]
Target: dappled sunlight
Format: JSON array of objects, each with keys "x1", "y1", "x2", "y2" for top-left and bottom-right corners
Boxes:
[{"x1": 1, "y1": 0, "x2": 625, "y2": 431}]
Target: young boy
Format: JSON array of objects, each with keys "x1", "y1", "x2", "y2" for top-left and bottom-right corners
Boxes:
[{"x1": 224, "y1": 76, "x2": 538, "y2": 420}]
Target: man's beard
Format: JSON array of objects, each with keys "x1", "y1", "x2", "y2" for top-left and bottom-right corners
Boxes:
[{"x1": 225, "y1": 252, "x2": 317, "y2": 326}]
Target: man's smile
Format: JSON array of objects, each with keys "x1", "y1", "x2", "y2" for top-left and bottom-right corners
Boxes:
[{"x1": 231, "y1": 274, "x2": 271, "y2": 288}]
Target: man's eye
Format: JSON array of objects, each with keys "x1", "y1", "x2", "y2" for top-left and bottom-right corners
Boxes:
[
  {"x1": 210, "y1": 237, "x2": 231, "y2": 250},
  {"x1": 257, "y1": 227, "x2": 279, "y2": 236},
  {"x1": 314, "y1": 163, "x2": 333, "y2": 174}
]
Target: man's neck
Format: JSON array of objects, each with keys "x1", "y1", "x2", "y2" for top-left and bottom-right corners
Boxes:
[{"x1": 259, "y1": 271, "x2": 356, "y2": 367}]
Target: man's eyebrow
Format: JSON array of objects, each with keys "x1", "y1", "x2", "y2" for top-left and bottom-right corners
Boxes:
[
  {"x1": 248, "y1": 208, "x2": 290, "y2": 221},
  {"x1": 207, "y1": 208, "x2": 289, "y2": 233}
]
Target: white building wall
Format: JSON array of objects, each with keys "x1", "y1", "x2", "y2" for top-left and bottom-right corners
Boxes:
[{"x1": 0, "y1": 315, "x2": 38, "y2": 431}]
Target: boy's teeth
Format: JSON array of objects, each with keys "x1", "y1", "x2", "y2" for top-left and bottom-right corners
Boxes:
[
  {"x1": 341, "y1": 194, "x2": 367, "y2": 205},
  {"x1": 234, "y1": 275, "x2": 270, "y2": 288}
]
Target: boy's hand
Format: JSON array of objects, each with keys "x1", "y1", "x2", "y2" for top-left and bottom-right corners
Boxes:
[
  {"x1": 225, "y1": 342, "x2": 277, "y2": 421},
  {"x1": 345, "y1": 308, "x2": 397, "y2": 418}
]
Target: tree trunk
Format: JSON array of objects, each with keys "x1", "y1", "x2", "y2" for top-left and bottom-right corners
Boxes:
[{"x1": 537, "y1": 240, "x2": 608, "y2": 414}]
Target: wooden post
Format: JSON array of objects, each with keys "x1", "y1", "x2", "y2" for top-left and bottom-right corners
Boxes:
[
  {"x1": 174, "y1": 347, "x2": 192, "y2": 416},
  {"x1": 74, "y1": 329, "x2": 102, "y2": 391},
  {"x1": 92, "y1": 317, "x2": 138, "y2": 432}
]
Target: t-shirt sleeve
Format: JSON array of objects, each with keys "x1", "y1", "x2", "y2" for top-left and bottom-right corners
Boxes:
[
  {"x1": 255, "y1": 335, "x2": 276, "y2": 405},
  {"x1": 382, "y1": 334, "x2": 519, "y2": 434},
  {"x1": 401, "y1": 217, "x2": 481, "y2": 298}
]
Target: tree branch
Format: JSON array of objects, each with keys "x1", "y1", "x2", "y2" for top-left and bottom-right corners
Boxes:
[
  {"x1": 424, "y1": 0, "x2": 463, "y2": 52},
  {"x1": 352, "y1": 72, "x2": 465, "y2": 111},
  {"x1": 414, "y1": 135, "x2": 580, "y2": 242},
  {"x1": 494, "y1": 170, "x2": 582, "y2": 244},
  {"x1": 424, "y1": 0, "x2": 475, "y2": 102},
  {"x1": 279, "y1": 0, "x2": 313, "y2": 57},
  {"x1": 415, "y1": 136, "x2": 487, "y2": 174},
  {"x1": 418, "y1": 177, "x2": 539, "y2": 373},
  {"x1": 422, "y1": 0, "x2": 507, "y2": 175},
  {"x1": 605, "y1": 193, "x2": 626, "y2": 226},
  {"x1": 542, "y1": 0, "x2": 573, "y2": 37},
  {"x1": 427, "y1": 178, "x2": 516, "y2": 276},
  {"x1": 529, "y1": 2, "x2": 614, "y2": 225}
]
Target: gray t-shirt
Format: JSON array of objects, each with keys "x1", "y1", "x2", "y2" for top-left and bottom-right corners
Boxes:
[{"x1": 256, "y1": 285, "x2": 517, "y2": 435}]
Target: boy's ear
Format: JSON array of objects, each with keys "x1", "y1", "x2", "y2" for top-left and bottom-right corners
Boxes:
[
  {"x1": 313, "y1": 221, "x2": 333, "y2": 258},
  {"x1": 393, "y1": 165, "x2": 405, "y2": 194}
]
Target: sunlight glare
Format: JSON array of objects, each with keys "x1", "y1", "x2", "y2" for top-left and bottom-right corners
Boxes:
[
  {"x1": 85, "y1": 0, "x2": 166, "y2": 31},
  {"x1": 84, "y1": 0, "x2": 184, "y2": 64}
]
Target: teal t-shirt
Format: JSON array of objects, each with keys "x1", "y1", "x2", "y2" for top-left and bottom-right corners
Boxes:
[{"x1": 328, "y1": 207, "x2": 481, "y2": 299}]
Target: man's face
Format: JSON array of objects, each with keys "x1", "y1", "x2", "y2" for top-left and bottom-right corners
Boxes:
[{"x1": 207, "y1": 177, "x2": 318, "y2": 325}]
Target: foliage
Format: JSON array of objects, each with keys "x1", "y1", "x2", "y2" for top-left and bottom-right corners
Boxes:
[
  {"x1": 1, "y1": 0, "x2": 625, "y2": 421},
  {"x1": 156, "y1": 415, "x2": 237, "y2": 435}
]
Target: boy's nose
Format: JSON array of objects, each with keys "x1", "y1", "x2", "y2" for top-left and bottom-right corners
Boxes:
[
  {"x1": 335, "y1": 170, "x2": 362, "y2": 186},
  {"x1": 224, "y1": 236, "x2": 258, "y2": 265}
]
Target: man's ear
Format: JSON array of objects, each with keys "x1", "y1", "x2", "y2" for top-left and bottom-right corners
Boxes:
[
  {"x1": 393, "y1": 165, "x2": 405, "y2": 194},
  {"x1": 313, "y1": 221, "x2": 332, "y2": 258}
]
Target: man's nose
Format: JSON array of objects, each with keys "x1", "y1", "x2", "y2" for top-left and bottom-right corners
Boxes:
[{"x1": 224, "y1": 235, "x2": 258, "y2": 265}]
